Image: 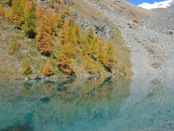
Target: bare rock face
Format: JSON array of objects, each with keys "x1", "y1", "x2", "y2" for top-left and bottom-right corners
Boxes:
[
  {"x1": 145, "y1": 4, "x2": 174, "y2": 35},
  {"x1": 93, "y1": 18, "x2": 115, "y2": 40},
  {"x1": 72, "y1": 11, "x2": 115, "y2": 40},
  {"x1": 72, "y1": 12, "x2": 91, "y2": 29}
]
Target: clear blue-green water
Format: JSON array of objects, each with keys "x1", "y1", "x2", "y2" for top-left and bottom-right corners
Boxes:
[{"x1": 0, "y1": 76, "x2": 174, "y2": 131}]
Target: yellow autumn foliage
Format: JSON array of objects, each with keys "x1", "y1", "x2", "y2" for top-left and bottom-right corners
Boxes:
[
  {"x1": 22, "y1": 60, "x2": 32, "y2": 75},
  {"x1": 43, "y1": 62, "x2": 54, "y2": 76},
  {"x1": 9, "y1": 37, "x2": 20, "y2": 54}
]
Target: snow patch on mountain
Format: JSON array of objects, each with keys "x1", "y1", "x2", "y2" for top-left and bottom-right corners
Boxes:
[{"x1": 138, "y1": 0, "x2": 174, "y2": 9}]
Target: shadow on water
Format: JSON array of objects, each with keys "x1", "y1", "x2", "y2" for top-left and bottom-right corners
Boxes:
[
  {"x1": 0, "y1": 76, "x2": 131, "y2": 131},
  {"x1": 1, "y1": 122, "x2": 31, "y2": 131}
]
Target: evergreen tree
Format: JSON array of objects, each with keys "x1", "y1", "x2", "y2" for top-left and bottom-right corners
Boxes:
[
  {"x1": 82, "y1": 54, "x2": 95, "y2": 74},
  {"x1": 0, "y1": 4, "x2": 10, "y2": 19},
  {"x1": 69, "y1": 15, "x2": 75, "y2": 27},
  {"x1": 37, "y1": 9, "x2": 57, "y2": 36},
  {"x1": 87, "y1": 27, "x2": 94, "y2": 42},
  {"x1": 54, "y1": 0, "x2": 61, "y2": 12},
  {"x1": 9, "y1": 42, "x2": 15, "y2": 54},
  {"x1": 22, "y1": 60, "x2": 32, "y2": 75},
  {"x1": 104, "y1": 42, "x2": 115, "y2": 72},
  {"x1": 11, "y1": 0, "x2": 25, "y2": 27},
  {"x1": 86, "y1": 27, "x2": 98, "y2": 59},
  {"x1": 36, "y1": 30, "x2": 55, "y2": 56},
  {"x1": 36, "y1": 5, "x2": 44, "y2": 21},
  {"x1": 9, "y1": 0, "x2": 13, "y2": 6},
  {"x1": 0, "y1": 4, "x2": 4, "y2": 17},
  {"x1": 57, "y1": 11, "x2": 64, "y2": 29},
  {"x1": 98, "y1": 39, "x2": 106, "y2": 64},
  {"x1": 3, "y1": 8, "x2": 10, "y2": 19},
  {"x1": 43, "y1": 10, "x2": 57, "y2": 35},
  {"x1": 57, "y1": 46, "x2": 75, "y2": 75},
  {"x1": 36, "y1": 9, "x2": 57, "y2": 56},
  {"x1": 50, "y1": 0, "x2": 54, "y2": 8},
  {"x1": 32, "y1": 0, "x2": 36, "y2": 5},
  {"x1": 56, "y1": 0, "x2": 61, "y2": 5},
  {"x1": 59, "y1": 19, "x2": 69, "y2": 45},
  {"x1": 9, "y1": 36, "x2": 20, "y2": 54},
  {"x1": 23, "y1": 2, "x2": 37, "y2": 38},
  {"x1": 74, "y1": 24, "x2": 81, "y2": 40},
  {"x1": 44, "y1": 62, "x2": 54, "y2": 76},
  {"x1": 64, "y1": 5, "x2": 71, "y2": 16},
  {"x1": 56, "y1": 20, "x2": 79, "y2": 75}
]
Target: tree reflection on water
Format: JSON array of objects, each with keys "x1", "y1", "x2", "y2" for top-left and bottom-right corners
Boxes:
[{"x1": 0, "y1": 77, "x2": 131, "y2": 131}]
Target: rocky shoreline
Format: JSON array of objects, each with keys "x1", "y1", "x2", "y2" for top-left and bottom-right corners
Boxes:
[{"x1": 0, "y1": 72, "x2": 128, "y2": 81}]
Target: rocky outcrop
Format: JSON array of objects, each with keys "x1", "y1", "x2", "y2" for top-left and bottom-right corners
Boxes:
[{"x1": 72, "y1": 10, "x2": 115, "y2": 40}]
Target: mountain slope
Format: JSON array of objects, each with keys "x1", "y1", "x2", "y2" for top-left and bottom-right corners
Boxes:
[
  {"x1": 145, "y1": 4, "x2": 174, "y2": 35},
  {"x1": 0, "y1": 0, "x2": 132, "y2": 79},
  {"x1": 71, "y1": 0, "x2": 152, "y2": 75},
  {"x1": 72, "y1": 0, "x2": 174, "y2": 76},
  {"x1": 1, "y1": 0, "x2": 174, "y2": 79},
  {"x1": 0, "y1": 19, "x2": 46, "y2": 79}
]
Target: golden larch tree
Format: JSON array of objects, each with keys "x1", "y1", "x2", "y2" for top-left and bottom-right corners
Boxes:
[
  {"x1": 0, "y1": 4, "x2": 4, "y2": 17},
  {"x1": 43, "y1": 62, "x2": 54, "y2": 76},
  {"x1": 35, "y1": 30, "x2": 55, "y2": 56},
  {"x1": 104, "y1": 42, "x2": 116, "y2": 72},
  {"x1": 22, "y1": 60, "x2": 32, "y2": 75},
  {"x1": 36, "y1": 5, "x2": 44, "y2": 21},
  {"x1": 23, "y1": 1, "x2": 37, "y2": 38},
  {"x1": 64, "y1": 5, "x2": 71, "y2": 16},
  {"x1": 97, "y1": 39, "x2": 106, "y2": 64},
  {"x1": 36, "y1": 9, "x2": 57, "y2": 56},
  {"x1": 50, "y1": 0, "x2": 54, "y2": 8},
  {"x1": 56, "y1": 20, "x2": 78, "y2": 75},
  {"x1": 11, "y1": 0, "x2": 25, "y2": 27},
  {"x1": 9, "y1": 36, "x2": 21, "y2": 54}
]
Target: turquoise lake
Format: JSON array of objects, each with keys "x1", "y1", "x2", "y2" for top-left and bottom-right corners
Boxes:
[{"x1": 0, "y1": 75, "x2": 174, "y2": 131}]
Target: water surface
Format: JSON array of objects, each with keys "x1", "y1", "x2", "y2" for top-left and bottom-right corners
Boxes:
[{"x1": 0, "y1": 76, "x2": 173, "y2": 131}]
